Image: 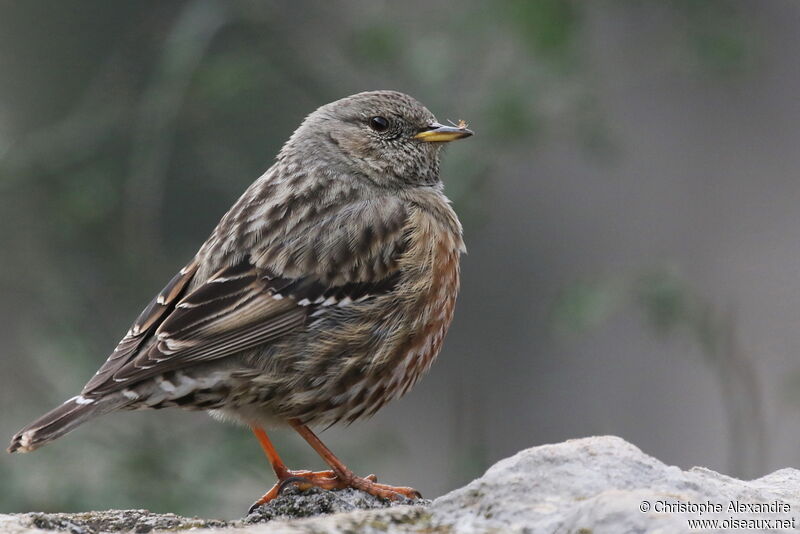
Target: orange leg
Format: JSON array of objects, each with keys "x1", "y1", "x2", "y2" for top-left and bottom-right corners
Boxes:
[
  {"x1": 248, "y1": 422, "x2": 421, "y2": 512},
  {"x1": 289, "y1": 420, "x2": 421, "y2": 500}
]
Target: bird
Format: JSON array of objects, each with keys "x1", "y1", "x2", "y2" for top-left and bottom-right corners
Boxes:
[{"x1": 8, "y1": 90, "x2": 472, "y2": 509}]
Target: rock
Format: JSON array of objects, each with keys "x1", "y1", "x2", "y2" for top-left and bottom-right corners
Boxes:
[
  {"x1": 0, "y1": 512, "x2": 226, "y2": 534},
  {"x1": 24, "y1": 511, "x2": 226, "y2": 534},
  {"x1": 243, "y1": 485, "x2": 428, "y2": 523},
  {"x1": 433, "y1": 436, "x2": 800, "y2": 533},
  {"x1": 3, "y1": 436, "x2": 799, "y2": 533}
]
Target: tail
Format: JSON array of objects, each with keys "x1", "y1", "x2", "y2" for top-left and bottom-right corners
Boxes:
[{"x1": 8, "y1": 394, "x2": 127, "y2": 453}]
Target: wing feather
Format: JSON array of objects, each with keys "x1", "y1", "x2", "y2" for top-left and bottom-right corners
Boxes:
[
  {"x1": 82, "y1": 195, "x2": 410, "y2": 396},
  {"x1": 81, "y1": 262, "x2": 198, "y2": 394}
]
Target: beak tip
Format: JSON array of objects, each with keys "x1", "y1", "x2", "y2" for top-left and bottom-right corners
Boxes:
[{"x1": 414, "y1": 123, "x2": 474, "y2": 143}]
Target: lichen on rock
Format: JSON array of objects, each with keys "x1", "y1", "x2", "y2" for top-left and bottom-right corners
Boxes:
[
  {"x1": 244, "y1": 486, "x2": 428, "y2": 524},
  {"x1": 25, "y1": 510, "x2": 227, "y2": 534}
]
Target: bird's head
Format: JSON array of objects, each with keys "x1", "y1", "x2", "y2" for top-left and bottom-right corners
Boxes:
[{"x1": 280, "y1": 90, "x2": 473, "y2": 187}]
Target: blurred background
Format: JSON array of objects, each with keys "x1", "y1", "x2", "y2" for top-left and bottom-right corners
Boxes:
[{"x1": 2, "y1": 0, "x2": 799, "y2": 518}]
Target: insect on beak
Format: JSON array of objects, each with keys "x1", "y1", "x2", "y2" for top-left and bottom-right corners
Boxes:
[{"x1": 414, "y1": 121, "x2": 474, "y2": 143}]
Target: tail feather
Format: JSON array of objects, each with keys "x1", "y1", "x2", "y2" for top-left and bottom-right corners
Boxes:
[{"x1": 8, "y1": 394, "x2": 126, "y2": 453}]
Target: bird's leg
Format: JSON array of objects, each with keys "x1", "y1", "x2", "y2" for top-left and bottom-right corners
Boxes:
[
  {"x1": 249, "y1": 426, "x2": 344, "y2": 512},
  {"x1": 248, "y1": 422, "x2": 421, "y2": 512},
  {"x1": 288, "y1": 419, "x2": 422, "y2": 501}
]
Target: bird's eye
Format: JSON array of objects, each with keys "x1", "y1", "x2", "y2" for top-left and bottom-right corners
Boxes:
[{"x1": 369, "y1": 116, "x2": 390, "y2": 132}]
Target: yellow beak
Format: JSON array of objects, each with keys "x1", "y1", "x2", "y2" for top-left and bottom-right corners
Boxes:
[{"x1": 414, "y1": 122, "x2": 474, "y2": 143}]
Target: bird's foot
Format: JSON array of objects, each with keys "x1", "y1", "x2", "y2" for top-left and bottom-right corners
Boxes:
[
  {"x1": 248, "y1": 469, "x2": 421, "y2": 513},
  {"x1": 344, "y1": 472, "x2": 421, "y2": 502}
]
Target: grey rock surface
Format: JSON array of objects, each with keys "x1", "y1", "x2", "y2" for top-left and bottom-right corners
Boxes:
[
  {"x1": 434, "y1": 436, "x2": 800, "y2": 533},
  {"x1": 3, "y1": 436, "x2": 799, "y2": 533},
  {"x1": 18, "y1": 510, "x2": 227, "y2": 534}
]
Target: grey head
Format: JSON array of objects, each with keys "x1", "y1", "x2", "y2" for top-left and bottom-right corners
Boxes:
[{"x1": 279, "y1": 90, "x2": 473, "y2": 187}]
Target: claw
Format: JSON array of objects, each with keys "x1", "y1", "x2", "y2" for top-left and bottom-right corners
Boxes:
[{"x1": 247, "y1": 499, "x2": 264, "y2": 515}]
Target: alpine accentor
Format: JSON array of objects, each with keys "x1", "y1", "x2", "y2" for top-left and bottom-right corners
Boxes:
[{"x1": 8, "y1": 90, "x2": 472, "y2": 508}]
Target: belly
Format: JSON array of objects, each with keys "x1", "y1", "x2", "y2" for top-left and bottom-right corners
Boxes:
[
  {"x1": 349, "y1": 242, "x2": 459, "y2": 418},
  {"x1": 307, "y1": 240, "x2": 461, "y2": 424}
]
